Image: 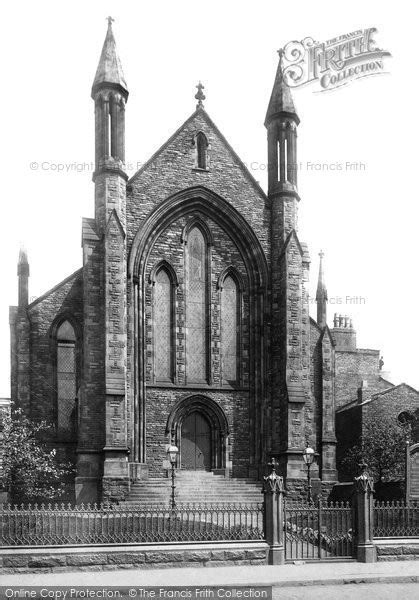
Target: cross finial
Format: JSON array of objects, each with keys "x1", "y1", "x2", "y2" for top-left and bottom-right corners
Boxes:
[
  {"x1": 319, "y1": 249, "x2": 324, "y2": 260},
  {"x1": 195, "y1": 81, "x2": 206, "y2": 108},
  {"x1": 107, "y1": 16, "x2": 114, "y2": 28}
]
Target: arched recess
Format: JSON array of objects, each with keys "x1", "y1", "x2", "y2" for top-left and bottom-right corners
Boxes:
[
  {"x1": 166, "y1": 395, "x2": 229, "y2": 471},
  {"x1": 128, "y1": 185, "x2": 268, "y2": 466}
]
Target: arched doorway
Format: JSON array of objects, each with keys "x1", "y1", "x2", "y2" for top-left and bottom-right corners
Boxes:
[{"x1": 166, "y1": 395, "x2": 229, "y2": 472}]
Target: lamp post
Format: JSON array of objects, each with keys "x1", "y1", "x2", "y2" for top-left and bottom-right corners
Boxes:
[
  {"x1": 302, "y1": 445, "x2": 315, "y2": 504},
  {"x1": 167, "y1": 443, "x2": 179, "y2": 510}
]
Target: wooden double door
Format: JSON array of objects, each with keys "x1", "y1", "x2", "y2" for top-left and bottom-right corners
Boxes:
[{"x1": 181, "y1": 411, "x2": 212, "y2": 470}]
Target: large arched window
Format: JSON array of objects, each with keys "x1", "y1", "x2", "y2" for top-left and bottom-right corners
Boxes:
[
  {"x1": 154, "y1": 267, "x2": 173, "y2": 381},
  {"x1": 56, "y1": 320, "x2": 77, "y2": 436},
  {"x1": 221, "y1": 275, "x2": 239, "y2": 384},
  {"x1": 187, "y1": 227, "x2": 207, "y2": 383}
]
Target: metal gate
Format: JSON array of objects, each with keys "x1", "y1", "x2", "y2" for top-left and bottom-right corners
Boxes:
[{"x1": 284, "y1": 500, "x2": 354, "y2": 560}]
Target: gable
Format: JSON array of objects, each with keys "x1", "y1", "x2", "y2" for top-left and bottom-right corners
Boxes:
[{"x1": 126, "y1": 108, "x2": 270, "y2": 256}]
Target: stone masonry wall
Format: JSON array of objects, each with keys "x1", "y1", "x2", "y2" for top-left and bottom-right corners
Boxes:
[
  {"x1": 126, "y1": 109, "x2": 270, "y2": 258},
  {"x1": 0, "y1": 543, "x2": 268, "y2": 573},
  {"x1": 145, "y1": 388, "x2": 250, "y2": 477},
  {"x1": 24, "y1": 271, "x2": 83, "y2": 426},
  {"x1": 363, "y1": 386, "x2": 419, "y2": 427},
  {"x1": 335, "y1": 349, "x2": 382, "y2": 409}
]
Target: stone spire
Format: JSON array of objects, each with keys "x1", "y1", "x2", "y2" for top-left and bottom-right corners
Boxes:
[
  {"x1": 17, "y1": 246, "x2": 29, "y2": 308},
  {"x1": 316, "y1": 250, "x2": 328, "y2": 328},
  {"x1": 92, "y1": 17, "x2": 128, "y2": 98},
  {"x1": 265, "y1": 49, "x2": 299, "y2": 127}
]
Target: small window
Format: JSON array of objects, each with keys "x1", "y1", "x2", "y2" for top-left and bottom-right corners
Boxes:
[{"x1": 196, "y1": 132, "x2": 208, "y2": 170}]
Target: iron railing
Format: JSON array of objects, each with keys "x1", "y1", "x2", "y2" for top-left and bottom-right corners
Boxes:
[
  {"x1": 0, "y1": 502, "x2": 264, "y2": 546},
  {"x1": 284, "y1": 500, "x2": 354, "y2": 560},
  {"x1": 374, "y1": 501, "x2": 419, "y2": 537}
]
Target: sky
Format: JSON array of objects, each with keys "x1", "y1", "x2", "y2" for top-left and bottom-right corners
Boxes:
[{"x1": 0, "y1": 0, "x2": 418, "y2": 396}]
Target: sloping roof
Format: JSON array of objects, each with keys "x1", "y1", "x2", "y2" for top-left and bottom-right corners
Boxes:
[
  {"x1": 82, "y1": 217, "x2": 100, "y2": 242},
  {"x1": 371, "y1": 382, "x2": 419, "y2": 399}
]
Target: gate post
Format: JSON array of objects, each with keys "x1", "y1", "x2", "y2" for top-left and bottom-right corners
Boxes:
[
  {"x1": 263, "y1": 458, "x2": 285, "y2": 565},
  {"x1": 353, "y1": 462, "x2": 376, "y2": 563}
]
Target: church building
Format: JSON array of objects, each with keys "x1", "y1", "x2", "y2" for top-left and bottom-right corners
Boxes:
[{"x1": 10, "y1": 20, "x2": 340, "y2": 503}]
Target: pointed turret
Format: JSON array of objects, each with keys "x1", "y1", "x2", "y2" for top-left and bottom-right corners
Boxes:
[
  {"x1": 92, "y1": 17, "x2": 128, "y2": 98},
  {"x1": 316, "y1": 250, "x2": 328, "y2": 328},
  {"x1": 265, "y1": 50, "x2": 299, "y2": 127},
  {"x1": 265, "y1": 50, "x2": 299, "y2": 200},
  {"x1": 17, "y1": 246, "x2": 29, "y2": 308},
  {"x1": 91, "y1": 17, "x2": 128, "y2": 219}
]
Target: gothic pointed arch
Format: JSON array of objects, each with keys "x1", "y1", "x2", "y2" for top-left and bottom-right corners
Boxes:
[
  {"x1": 128, "y1": 186, "x2": 268, "y2": 287},
  {"x1": 216, "y1": 265, "x2": 245, "y2": 291},
  {"x1": 165, "y1": 395, "x2": 230, "y2": 470},
  {"x1": 148, "y1": 259, "x2": 179, "y2": 287},
  {"x1": 180, "y1": 214, "x2": 214, "y2": 247},
  {"x1": 128, "y1": 186, "x2": 268, "y2": 465}
]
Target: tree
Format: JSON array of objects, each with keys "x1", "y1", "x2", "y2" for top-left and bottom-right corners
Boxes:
[
  {"x1": 340, "y1": 409, "x2": 406, "y2": 483},
  {"x1": 0, "y1": 407, "x2": 73, "y2": 504}
]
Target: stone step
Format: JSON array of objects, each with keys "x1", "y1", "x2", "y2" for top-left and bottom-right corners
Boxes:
[{"x1": 122, "y1": 472, "x2": 263, "y2": 506}]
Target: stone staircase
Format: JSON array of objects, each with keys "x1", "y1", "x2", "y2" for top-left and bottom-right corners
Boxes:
[{"x1": 122, "y1": 471, "x2": 263, "y2": 505}]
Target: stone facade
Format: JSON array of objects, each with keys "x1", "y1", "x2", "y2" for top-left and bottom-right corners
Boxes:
[{"x1": 9, "y1": 22, "x2": 358, "y2": 504}]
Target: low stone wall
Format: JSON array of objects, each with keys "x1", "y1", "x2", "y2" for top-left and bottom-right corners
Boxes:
[
  {"x1": 375, "y1": 538, "x2": 419, "y2": 561},
  {"x1": 0, "y1": 541, "x2": 268, "y2": 573}
]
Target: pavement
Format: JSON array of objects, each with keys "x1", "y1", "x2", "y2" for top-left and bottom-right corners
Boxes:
[{"x1": 1, "y1": 560, "x2": 419, "y2": 588}]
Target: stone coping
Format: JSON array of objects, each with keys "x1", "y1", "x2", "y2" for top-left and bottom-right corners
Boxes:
[
  {"x1": 0, "y1": 541, "x2": 267, "y2": 556},
  {"x1": 375, "y1": 538, "x2": 419, "y2": 545}
]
